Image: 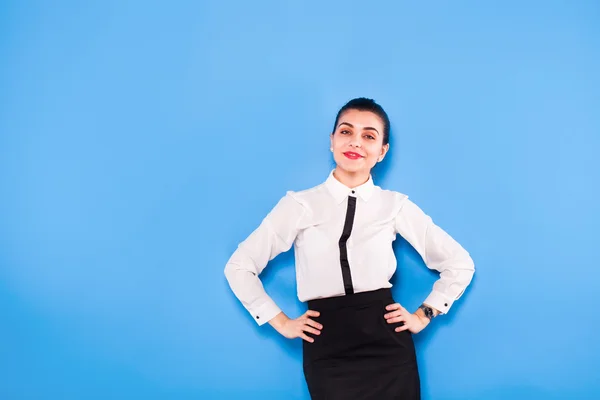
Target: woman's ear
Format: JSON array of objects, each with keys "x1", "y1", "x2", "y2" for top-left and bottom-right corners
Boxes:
[{"x1": 378, "y1": 144, "x2": 390, "y2": 162}]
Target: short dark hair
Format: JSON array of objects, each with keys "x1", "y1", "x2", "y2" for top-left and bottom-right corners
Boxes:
[{"x1": 332, "y1": 97, "x2": 391, "y2": 145}]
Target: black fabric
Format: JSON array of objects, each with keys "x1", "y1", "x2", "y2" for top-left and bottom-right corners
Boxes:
[
  {"x1": 338, "y1": 196, "x2": 357, "y2": 295},
  {"x1": 303, "y1": 288, "x2": 421, "y2": 400}
]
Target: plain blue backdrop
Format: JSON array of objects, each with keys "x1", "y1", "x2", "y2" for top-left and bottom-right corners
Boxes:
[{"x1": 1, "y1": 1, "x2": 599, "y2": 399}]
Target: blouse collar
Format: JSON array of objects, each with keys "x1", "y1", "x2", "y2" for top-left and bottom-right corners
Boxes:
[{"x1": 324, "y1": 169, "x2": 375, "y2": 204}]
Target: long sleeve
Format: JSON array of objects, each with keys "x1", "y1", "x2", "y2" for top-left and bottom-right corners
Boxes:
[
  {"x1": 394, "y1": 196, "x2": 475, "y2": 314},
  {"x1": 224, "y1": 192, "x2": 306, "y2": 326}
]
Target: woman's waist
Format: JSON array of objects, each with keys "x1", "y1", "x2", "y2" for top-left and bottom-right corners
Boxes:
[{"x1": 306, "y1": 287, "x2": 394, "y2": 311}]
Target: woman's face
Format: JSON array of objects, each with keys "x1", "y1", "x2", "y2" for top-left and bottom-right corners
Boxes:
[{"x1": 330, "y1": 109, "x2": 389, "y2": 175}]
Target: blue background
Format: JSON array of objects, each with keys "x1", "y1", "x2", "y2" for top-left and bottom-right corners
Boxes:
[{"x1": 1, "y1": 1, "x2": 599, "y2": 399}]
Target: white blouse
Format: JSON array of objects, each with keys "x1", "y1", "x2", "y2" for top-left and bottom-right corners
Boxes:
[{"x1": 224, "y1": 170, "x2": 475, "y2": 326}]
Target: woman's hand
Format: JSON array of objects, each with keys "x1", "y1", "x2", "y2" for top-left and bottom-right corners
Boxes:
[
  {"x1": 269, "y1": 310, "x2": 323, "y2": 343},
  {"x1": 384, "y1": 303, "x2": 430, "y2": 334}
]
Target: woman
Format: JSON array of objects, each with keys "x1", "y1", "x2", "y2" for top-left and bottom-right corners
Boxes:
[{"x1": 224, "y1": 97, "x2": 475, "y2": 399}]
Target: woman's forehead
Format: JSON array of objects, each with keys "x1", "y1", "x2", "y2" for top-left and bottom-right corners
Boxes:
[{"x1": 338, "y1": 109, "x2": 384, "y2": 129}]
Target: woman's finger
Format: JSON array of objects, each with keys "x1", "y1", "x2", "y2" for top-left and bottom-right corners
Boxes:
[
  {"x1": 384, "y1": 309, "x2": 404, "y2": 319},
  {"x1": 385, "y1": 303, "x2": 401, "y2": 311},
  {"x1": 305, "y1": 318, "x2": 323, "y2": 330},
  {"x1": 300, "y1": 332, "x2": 314, "y2": 343},
  {"x1": 395, "y1": 324, "x2": 410, "y2": 332},
  {"x1": 387, "y1": 316, "x2": 407, "y2": 324},
  {"x1": 305, "y1": 310, "x2": 320, "y2": 318},
  {"x1": 302, "y1": 325, "x2": 321, "y2": 336}
]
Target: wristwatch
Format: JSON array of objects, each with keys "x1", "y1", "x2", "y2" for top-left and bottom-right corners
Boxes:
[{"x1": 418, "y1": 305, "x2": 436, "y2": 320}]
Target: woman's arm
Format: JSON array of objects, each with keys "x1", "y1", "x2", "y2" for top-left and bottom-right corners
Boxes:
[
  {"x1": 394, "y1": 196, "x2": 475, "y2": 316},
  {"x1": 224, "y1": 192, "x2": 305, "y2": 325}
]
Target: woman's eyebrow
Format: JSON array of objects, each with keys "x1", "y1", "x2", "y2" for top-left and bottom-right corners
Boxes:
[
  {"x1": 338, "y1": 122, "x2": 379, "y2": 135},
  {"x1": 338, "y1": 122, "x2": 354, "y2": 129}
]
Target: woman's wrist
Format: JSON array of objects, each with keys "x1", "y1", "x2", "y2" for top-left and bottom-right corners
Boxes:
[
  {"x1": 268, "y1": 312, "x2": 290, "y2": 331},
  {"x1": 414, "y1": 308, "x2": 431, "y2": 325}
]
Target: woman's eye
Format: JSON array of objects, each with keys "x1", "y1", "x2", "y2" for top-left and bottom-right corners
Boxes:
[
  {"x1": 365, "y1": 135, "x2": 375, "y2": 140},
  {"x1": 340, "y1": 130, "x2": 350, "y2": 134}
]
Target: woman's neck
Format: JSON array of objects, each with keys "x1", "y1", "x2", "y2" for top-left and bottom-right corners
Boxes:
[{"x1": 333, "y1": 167, "x2": 370, "y2": 189}]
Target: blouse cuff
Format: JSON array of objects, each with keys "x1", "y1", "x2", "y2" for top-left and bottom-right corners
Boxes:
[
  {"x1": 251, "y1": 298, "x2": 282, "y2": 326},
  {"x1": 423, "y1": 290, "x2": 455, "y2": 315}
]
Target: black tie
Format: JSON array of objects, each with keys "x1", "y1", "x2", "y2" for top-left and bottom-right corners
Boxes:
[{"x1": 338, "y1": 196, "x2": 357, "y2": 295}]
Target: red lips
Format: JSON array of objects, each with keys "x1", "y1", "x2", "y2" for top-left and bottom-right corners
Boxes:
[{"x1": 343, "y1": 152, "x2": 364, "y2": 160}]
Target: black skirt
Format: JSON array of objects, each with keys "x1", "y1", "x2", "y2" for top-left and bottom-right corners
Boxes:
[{"x1": 302, "y1": 288, "x2": 421, "y2": 400}]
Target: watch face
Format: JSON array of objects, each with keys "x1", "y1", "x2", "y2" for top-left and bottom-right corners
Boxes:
[{"x1": 422, "y1": 306, "x2": 433, "y2": 318}]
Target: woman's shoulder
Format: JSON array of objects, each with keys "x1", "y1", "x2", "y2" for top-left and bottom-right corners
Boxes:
[
  {"x1": 283, "y1": 181, "x2": 328, "y2": 202},
  {"x1": 263, "y1": 182, "x2": 327, "y2": 217},
  {"x1": 375, "y1": 184, "x2": 410, "y2": 204}
]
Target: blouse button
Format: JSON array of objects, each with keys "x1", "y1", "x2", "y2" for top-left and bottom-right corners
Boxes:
[{"x1": 351, "y1": 190, "x2": 355, "y2": 194}]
